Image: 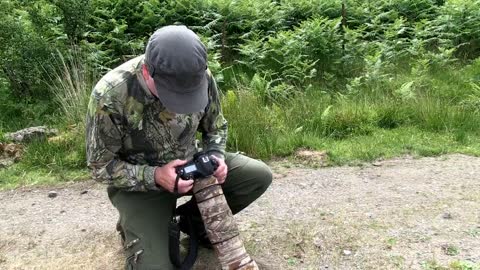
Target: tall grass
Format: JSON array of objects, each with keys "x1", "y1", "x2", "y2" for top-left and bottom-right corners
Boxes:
[
  {"x1": 51, "y1": 50, "x2": 97, "y2": 129},
  {"x1": 222, "y1": 90, "x2": 295, "y2": 158},
  {"x1": 222, "y1": 58, "x2": 480, "y2": 160}
]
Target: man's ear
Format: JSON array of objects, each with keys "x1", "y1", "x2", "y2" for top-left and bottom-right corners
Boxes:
[
  {"x1": 142, "y1": 64, "x2": 152, "y2": 79},
  {"x1": 142, "y1": 64, "x2": 159, "y2": 98}
]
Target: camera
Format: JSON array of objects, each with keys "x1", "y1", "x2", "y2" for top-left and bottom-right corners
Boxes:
[{"x1": 175, "y1": 152, "x2": 219, "y2": 180}]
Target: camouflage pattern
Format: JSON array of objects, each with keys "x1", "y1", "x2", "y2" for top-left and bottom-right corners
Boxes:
[
  {"x1": 193, "y1": 176, "x2": 259, "y2": 270},
  {"x1": 86, "y1": 55, "x2": 227, "y2": 191}
]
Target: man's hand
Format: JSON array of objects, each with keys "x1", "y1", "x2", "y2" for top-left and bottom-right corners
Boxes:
[
  {"x1": 211, "y1": 156, "x2": 228, "y2": 184},
  {"x1": 154, "y1": 159, "x2": 194, "y2": 194}
]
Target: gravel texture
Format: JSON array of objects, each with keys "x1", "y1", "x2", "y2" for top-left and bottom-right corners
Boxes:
[{"x1": 0, "y1": 154, "x2": 479, "y2": 269}]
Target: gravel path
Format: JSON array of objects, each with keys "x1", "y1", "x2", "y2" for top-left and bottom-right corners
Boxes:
[{"x1": 0, "y1": 154, "x2": 479, "y2": 269}]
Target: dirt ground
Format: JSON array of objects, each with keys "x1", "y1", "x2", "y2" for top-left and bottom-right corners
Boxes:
[{"x1": 0, "y1": 154, "x2": 479, "y2": 270}]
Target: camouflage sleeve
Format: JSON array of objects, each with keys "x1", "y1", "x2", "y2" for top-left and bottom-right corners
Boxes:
[
  {"x1": 199, "y1": 73, "x2": 228, "y2": 159},
  {"x1": 86, "y1": 95, "x2": 160, "y2": 192}
]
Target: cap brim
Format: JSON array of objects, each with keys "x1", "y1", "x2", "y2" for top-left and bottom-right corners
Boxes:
[{"x1": 154, "y1": 72, "x2": 209, "y2": 114}]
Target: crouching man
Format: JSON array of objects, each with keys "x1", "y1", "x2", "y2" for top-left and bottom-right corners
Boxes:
[{"x1": 86, "y1": 25, "x2": 272, "y2": 269}]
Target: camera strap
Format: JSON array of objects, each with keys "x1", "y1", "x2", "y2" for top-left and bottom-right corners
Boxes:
[
  {"x1": 169, "y1": 200, "x2": 199, "y2": 270},
  {"x1": 173, "y1": 175, "x2": 181, "y2": 195}
]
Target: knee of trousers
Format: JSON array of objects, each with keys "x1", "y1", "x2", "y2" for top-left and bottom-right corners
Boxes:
[{"x1": 249, "y1": 160, "x2": 273, "y2": 194}]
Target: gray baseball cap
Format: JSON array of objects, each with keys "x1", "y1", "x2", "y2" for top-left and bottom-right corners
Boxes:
[{"x1": 145, "y1": 25, "x2": 208, "y2": 114}]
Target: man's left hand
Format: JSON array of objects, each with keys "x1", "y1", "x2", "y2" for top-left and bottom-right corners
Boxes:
[{"x1": 211, "y1": 156, "x2": 228, "y2": 184}]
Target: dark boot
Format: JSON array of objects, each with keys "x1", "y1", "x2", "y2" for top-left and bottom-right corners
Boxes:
[
  {"x1": 116, "y1": 219, "x2": 126, "y2": 245},
  {"x1": 178, "y1": 215, "x2": 213, "y2": 249}
]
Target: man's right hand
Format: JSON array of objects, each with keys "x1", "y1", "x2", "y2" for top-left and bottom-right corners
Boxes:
[{"x1": 154, "y1": 159, "x2": 194, "y2": 194}]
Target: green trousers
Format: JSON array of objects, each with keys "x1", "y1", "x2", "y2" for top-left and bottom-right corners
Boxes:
[{"x1": 107, "y1": 152, "x2": 272, "y2": 269}]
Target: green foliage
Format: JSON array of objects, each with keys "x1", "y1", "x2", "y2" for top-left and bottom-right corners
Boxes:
[
  {"x1": 2, "y1": 0, "x2": 479, "y2": 103},
  {"x1": 281, "y1": 0, "x2": 341, "y2": 27},
  {"x1": 238, "y1": 16, "x2": 342, "y2": 87},
  {"x1": 52, "y1": 0, "x2": 92, "y2": 42},
  {"x1": 3, "y1": 0, "x2": 480, "y2": 187},
  {"x1": 420, "y1": 0, "x2": 480, "y2": 59},
  {"x1": 0, "y1": 1, "x2": 57, "y2": 100}
]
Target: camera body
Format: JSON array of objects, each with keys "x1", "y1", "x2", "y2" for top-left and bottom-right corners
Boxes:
[{"x1": 175, "y1": 152, "x2": 219, "y2": 180}]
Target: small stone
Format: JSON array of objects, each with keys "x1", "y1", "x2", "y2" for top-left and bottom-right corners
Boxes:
[
  {"x1": 80, "y1": 190, "x2": 88, "y2": 195},
  {"x1": 81, "y1": 229, "x2": 86, "y2": 232},
  {"x1": 293, "y1": 252, "x2": 303, "y2": 259},
  {"x1": 313, "y1": 238, "x2": 323, "y2": 248},
  {"x1": 31, "y1": 203, "x2": 36, "y2": 206},
  {"x1": 60, "y1": 210, "x2": 66, "y2": 214},
  {"x1": 372, "y1": 162, "x2": 382, "y2": 166},
  {"x1": 298, "y1": 182, "x2": 307, "y2": 188},
  {"x1": 442, "y1": 213, "x2": 453, "y2": 219},
  {"x1": 343, "y1": 250, "x2": 352, "y2": 256},
  {"x1": 48, "y1": 191, "x2": 58, "y2": 198}
]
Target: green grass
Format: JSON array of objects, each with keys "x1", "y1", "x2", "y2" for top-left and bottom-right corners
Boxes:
[
  {"x1": 223, "y1": 88, "x2": 480, "y2": 164},
  {"x1": 220, "y1": 57, "x2": 480, "y2": 161},
  {"x1": 422, "y1": 260, "x2": 480, "y2": 270},
  {"x1": 0, "y1": 129, "x2": 89, "y2": 190},
  {"x1": 0, "y1": 165, "x2": 89, "y2": 190},
  {"x1": 1, "y1": 44, "x2": 480, "y2": 189},
  {"x1": 3, "y1": 64, "x2": 480, "y2": 189},
  {"x1": 221, "y1": 66, "x2": 480, "y2": 163},
  {"x1": 450, "y1": 260, "x2": 480, "y2": 270}
]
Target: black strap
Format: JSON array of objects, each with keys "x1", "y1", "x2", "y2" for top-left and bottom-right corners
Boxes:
[
  {"x1": 169, "y1": 206, "x2": 199, "y2": 269},
  {"x1": 173, "y1": 175, "x2": 181, "y2": 195}
]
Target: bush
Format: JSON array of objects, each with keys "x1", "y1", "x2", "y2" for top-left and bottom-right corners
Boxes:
[
  {"x1": 419, "y1": 0, "x2": 480, "y2": 59},
  {"x1": 238, "y1": 16, "x2": 342, "y2": 88},
  {"x1": 0, "y1": 1, "x2": 57, "y2": 100}
]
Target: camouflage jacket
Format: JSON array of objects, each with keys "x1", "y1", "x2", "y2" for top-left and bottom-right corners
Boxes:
[{"x1": 86, "y1": 55, "x2": 227, "y2": 192}]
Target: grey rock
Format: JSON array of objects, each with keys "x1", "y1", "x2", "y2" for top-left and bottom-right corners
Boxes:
[
  {"x1": 0, "y1": 159, "x2": 14, "y2": 168},
  {"x1": 4, "y1": 126, "x2": 58, "y2": 143},
  {"x1": 48, "y1": 191, "x2": 58, "y2": 198},
  {"x1": 442, "y1": 212, "x2": 453, "y2": 219}
]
